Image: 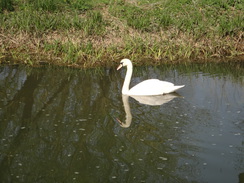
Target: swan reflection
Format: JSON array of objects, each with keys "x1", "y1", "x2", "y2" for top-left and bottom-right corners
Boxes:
[{"x1": 117, "y1": 93, "x2": 180, "y2": 128}]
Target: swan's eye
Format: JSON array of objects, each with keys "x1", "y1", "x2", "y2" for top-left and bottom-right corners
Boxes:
[{"x1": 120, "y1": 62, "x2": 123, "y2": 66}]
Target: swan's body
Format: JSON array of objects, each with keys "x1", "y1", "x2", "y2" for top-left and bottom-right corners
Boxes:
[{"x1": 117, "y1": 59, "x2": 184, "y2": 96}]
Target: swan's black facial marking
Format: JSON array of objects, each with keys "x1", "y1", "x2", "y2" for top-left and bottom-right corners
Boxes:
[{"x1": 120, "y1": 62, "x2": 124, "y2": 66}]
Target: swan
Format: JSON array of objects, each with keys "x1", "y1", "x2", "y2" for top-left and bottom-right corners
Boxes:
[{"x1": 117, "y1": 59, "x2": 185, "y2": 96}]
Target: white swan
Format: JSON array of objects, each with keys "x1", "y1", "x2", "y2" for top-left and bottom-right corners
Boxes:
[{"x1": 117, "y1": 59, "x2": 185, "y2": 96}]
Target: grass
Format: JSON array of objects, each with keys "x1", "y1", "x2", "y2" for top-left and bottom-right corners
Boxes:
[{"x1": 0, "y1": 0, "x2": 243, "y2": 67}]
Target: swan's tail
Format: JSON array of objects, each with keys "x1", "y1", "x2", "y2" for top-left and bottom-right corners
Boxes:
[{"x1": 165, "y1": 85, "x2": 185, "y2": 94}]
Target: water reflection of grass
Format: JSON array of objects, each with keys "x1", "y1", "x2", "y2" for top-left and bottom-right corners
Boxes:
[
  {"x1": 0, "y1": 0, "x2": 243, "y2": 67},
  {"x1": 167, "y1": 62, "x2": 244, "y2": 84}
]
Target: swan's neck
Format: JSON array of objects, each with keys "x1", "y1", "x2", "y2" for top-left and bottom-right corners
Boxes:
[{"x1": 122, "y1": 64, "x2": 132, "y2": 95}]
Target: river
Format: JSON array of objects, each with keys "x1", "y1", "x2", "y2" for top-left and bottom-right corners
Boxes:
[{"x1": 0, "y1": 62, "x2": 243, "y2": 182}]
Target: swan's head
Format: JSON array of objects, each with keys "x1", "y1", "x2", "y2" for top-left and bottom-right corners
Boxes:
[{"x1": 117, "y1": 59, "x2": 132, "y2": 70}]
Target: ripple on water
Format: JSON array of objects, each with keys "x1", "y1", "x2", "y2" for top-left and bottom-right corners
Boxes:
[{"x1": 159, "y1": 157, "x2": 168, "y2": 161}]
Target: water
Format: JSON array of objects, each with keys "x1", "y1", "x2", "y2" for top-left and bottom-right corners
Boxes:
[{"x1": 0, "y1": 62, "x2": 243, "y2": 183}]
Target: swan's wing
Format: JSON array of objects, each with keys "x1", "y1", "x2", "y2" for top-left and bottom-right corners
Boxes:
[{"x1": 129, "y1": 79, "x2": 184, "y2": 96}]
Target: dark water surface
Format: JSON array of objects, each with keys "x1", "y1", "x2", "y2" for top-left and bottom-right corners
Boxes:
[{"x1": 0, "y1": 62, "x2": 243, "y2": 183}]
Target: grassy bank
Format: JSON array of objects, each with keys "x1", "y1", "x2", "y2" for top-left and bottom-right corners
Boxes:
[{"x1": 0, "y1": 0, "x2": 243, "y2": 67}]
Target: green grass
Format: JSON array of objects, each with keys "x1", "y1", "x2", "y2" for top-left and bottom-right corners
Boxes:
[
  {"x1": 0, "y1": 0, "x2": 14, "y2": 12},
  {"x1": 0, "y1": 0, "x2": 243, "y2": 67},
  {"x1": 43, "y1": 41, "x2": 107, "y2": 65},
  {"x1": 1, "y1": 0, "x2": 243, "y2": 36},
  {"x1": 109, "y1": 0, "x2": 243, "y2": 37},
  {"x1": 0, "y1": 0, "x2": 106, "y2": 35}
]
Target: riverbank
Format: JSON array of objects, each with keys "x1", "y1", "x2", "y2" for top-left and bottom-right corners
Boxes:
[{"x1": 0, "y1": 0, "x2": 243, "y2": 67}]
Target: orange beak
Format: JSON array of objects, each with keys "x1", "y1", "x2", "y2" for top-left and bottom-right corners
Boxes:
[{"x1": 117, "y1": 64, "x2": 123, "y2": 70}]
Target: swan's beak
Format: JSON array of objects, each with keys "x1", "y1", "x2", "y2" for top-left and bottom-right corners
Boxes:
[{"x1": 117, "y1": 64, "x2": 123, "y2": 70}]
